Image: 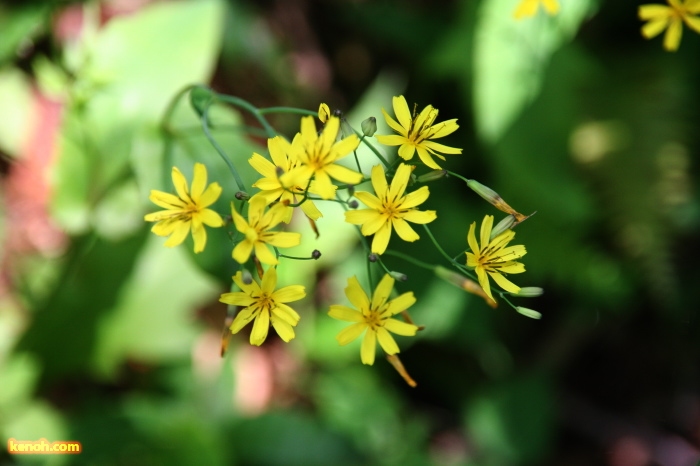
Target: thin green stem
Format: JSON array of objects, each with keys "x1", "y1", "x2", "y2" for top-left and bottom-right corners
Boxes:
[
  {"x1": 356, "y1": 129, "x2": 390, "y2": 168},
  {"x1": 446, "y1": 170, "x2": 469, "y2": 184},
  {"x1": 201, "y1": 103, "x2": 245, "y2": 191},
  {"x1": 213, "y1": 93, "x2": 276, "y2": 139},
  {"x1": 382, "y1": 249, "x2": 435, "y2": 271},
  {"x1": 160, "y1": 84, "x2": 196, "y2": 188},
  {"x1": 259, "y1": 107, "x2": 317, "y2": 117}
]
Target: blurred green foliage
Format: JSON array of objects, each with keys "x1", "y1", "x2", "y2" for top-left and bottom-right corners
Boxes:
[{"x1": 1, "y1": 0, "x2": 699, "y2": 465}]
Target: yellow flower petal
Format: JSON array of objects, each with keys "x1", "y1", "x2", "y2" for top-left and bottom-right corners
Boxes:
[
  {"x1": 199, "y1": 209, "x2": 224, "y2": 227},
  {"x1": 324, "y1": 163, "x2": 363, "y2": 184},
  {"x1": 664, "y1": 16, "x2": 683, "y2": 50},
  {"x1": 191, "y1": 219, "x2": 207, "y2": 253},
  {"x1": 371, "y1": 274, "x2": 394, "y2": 311},
  {"x1": 272, "y1": 284, "x2": 306, "y2": 303},
  {"x1": 392, "y1": 95, "x2": 412, "y2": 131},
  {"x1": 383, "y1": 318, "x2": 419, "y2": 336},
  {"x1": 345, "y1": 276, "x2": 370, "y2": 312},
  {"x1": 230, "y1": 307, "x2": 256, "y2": 334},
  {"x1": 190, "y1": 163, "x2": 207, "y2": 200},
  {"x1": 254, "y1": 242, "x2": 278, "y2": 265},
  {"x1": 371, "y1": 222, "x2": 392, "y2": 254},
  {"x1": 250, "y1": 308, "x2": 270, "y2": 346},
  {"x1": 376, "y1": 327, "x2": 400, "y2": 355},
  {"x1": 271, "y1": 317, "x2": 295, "y2": 342},
  {"x1": 220, "y1": 291, "x2": 255, "y2": 307},
  {"x1": 233, "y1": 240, "x2": 254, "y2": 264},
  {"x1": 171, "y1": 166, "x2": 189, "y2": 200},
  {"x1": 480, "y1": 215, "x2": 494, "y2": 250},
  {"x1": 415, "y1": 147, "x2": 441, "y2": 169},
  {"x1": 401, "y1": 209, "x2": 437, "y2": 224},
  {"x1": 164, "y1": 221, "x2": 189, "y2": 248},
  {"x1": 360, "y1": 329, "x2": 377, "y2": 365},
  {"x1": 329, "y1": 305, "x2": 365, "y2": 322},
  {"x1": 337, "y1": 322, "x2": 367, "y2": 345},
  {"x1": 353, "y1": 192, "x2": 382, "y2": 210},
  {"x1": 149, "y1": 190, "x2": 186, "y2": 210},
  {"x1": 375, "y1": 134, "x2": 407, "y2": 147},
  {"x1": 383, "y1": 292, "x2": 416, "y2": 317},
  {"x1": 392, "y1": 218, "x2": 419, "y2": 242},
  {"x1": 489, "y1": 271, "x2": 521, "y2": 294}
]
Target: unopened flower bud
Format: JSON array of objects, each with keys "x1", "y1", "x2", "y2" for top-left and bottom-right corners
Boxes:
[
  {"x1": 467, "y1": 179, "x2": 501, "y2": 205},
  {"x1": 489, "y1": 215, "x2": 516, "y2": 240},
  {"x1": 333, "y1": 109, "x2": 343, "y2": 118},
  {"x1": 235, "y1": 191, "x2": 250, "y2": 200},
  {"x1": 417, "y1": 170, "x2": 447, "y2": 183},
  {"x1": 361, "y1": 116, "x2": 377, "y2": 137},
  {"x1": 311, "y1": 249, "x2": 322, "y2": 260},
  {"x1": 516, "y1": 307, "x2": 542, "y2": 319},
  {"x1": 368, "y1": 253, "x2": 378, "y2": 262},
  {"x1": 348, "y1": 200, "x2": 359, "y2": 209},
  {"x1": 390, "y1": 271, "x2": 408, "y2": 282},
  {"x1": 516, "y1": 287, "x2": 544, "y2": 297},
  {"x1": 346, "y1": 185, "x2": 355, "y2": 196},
  {"x1": 241, "y1": 269, "x2": 253, "y2": 285},
  {"x1": 318, "y1": 103, "x2": 331, "y2": 123}
]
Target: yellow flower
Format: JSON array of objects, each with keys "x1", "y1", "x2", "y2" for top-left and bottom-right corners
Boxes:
[
  {"x1": 639, "y1": 0, "x2": 700, "y2": 51},
  {"x1": 318, "y1": 103, "x2": 331, "y2": 123},
  {"x1": 513, "y1": 0, "x2": 560, "y2": 19},
  {"x1": 465, "y1": 215, "x2": 527, "y2": 303},
  {"x1": 281, "y1": 116, "x2": 363, "y2": 200},
  {"x1": 249, "y1": 136, "x2": 322, "y2": 222},
  {"x1": 144, "y1": 163, "x2": 223, "y2": 253},
  {"x1": 231, "y1": 197, "x2": 301, "y2": 265},
  {"x1": 375, "y1": 95, "x2": 461, "y2": 170},
  {"x1": 345, "y1": 163, "x2": 436, "y2": 255},
  {"x1": 220, "y1": 267, "x2": 305, "y2": 346},
  {"x1": 329, "y1": 274, "x2": 419, "y2": 365}
]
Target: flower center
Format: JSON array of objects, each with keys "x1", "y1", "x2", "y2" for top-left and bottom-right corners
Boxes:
[{"x1": 365, "y1": 309, "x2": 383, "y2": 330}]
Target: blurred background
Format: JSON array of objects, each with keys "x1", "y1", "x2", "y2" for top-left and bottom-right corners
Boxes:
[{"x1": 1, "y1": 0, "x2": 699, "y2": 464}]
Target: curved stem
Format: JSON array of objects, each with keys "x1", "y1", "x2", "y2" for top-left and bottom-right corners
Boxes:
[
  {"x1": 201, "y1": 103, "x2": 245, "y2": 191},
  {"x1": 213, "y1": 93, "x2": 276, "y2": 139},
  {"x1": 382, "y1": 249, "x2": 435, "y2": 271},
  {"x1": 259, "y1": 107, "x2": 317, "y2": 117}
]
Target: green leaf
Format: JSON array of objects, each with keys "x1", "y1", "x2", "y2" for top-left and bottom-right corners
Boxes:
[{"x1": 472, "y1": 0, "x2": 595, "y2": 143}]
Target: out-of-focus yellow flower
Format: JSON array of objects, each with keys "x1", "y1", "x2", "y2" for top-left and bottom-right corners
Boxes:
[
  {"x1": 465, "y1": 215, "x2": 527, "y2": 303},
  {"x1": 231, "y1": 197, "x2": 301, "y2": 265},
  {"x1": 281, "y1": 116, "x2": 363, "y2": 199},
  {"x1": 513, "y1": 0, "x2": 560, "y2": 19},
  {"x1": 144, "y1": 163, "x2": 223, "y2": 253},
  {"x1": 345, "y1": 163, "x2": 436, "y2": 255},
  {"x1": 639, "y1": 0, "x2": 700, "y2": 51},
  {"x1": 220, "y1": 267, "x2": 305, "y2": 345},
  {"x1": 375, "y1": 96, "x2": 461, "y2": 170},
  {"x1": 329, "y1": 274, "x2": 418, "y2": 365},
  {"x1": 249, "y1": 136, "x2": 322, "y2": 223}
]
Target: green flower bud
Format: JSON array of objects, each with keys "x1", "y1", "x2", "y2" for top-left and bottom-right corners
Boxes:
[
  {"x1": 390, "y1": 271, "x2": 408, "y2": 282},
  {"x1": 311, "y1": 249, "x2": 322, "y2": 260},
  {"x1": 348, "y1": 200, "x2": 359, "y2": 209},
  {"x1": 516, "y1": 307, "x2": 542, "y2": 319},
  {"x1": 489, "y1": 215, "x2": 516, "y2": 240},
  {"x1": 361, "y1": 116, "x2": 377, "y2": 137},
  {"x1": 516, "y1": 287, "x2": 544, "y2": 297},
  {"x1": 467, "y1": 179, "x2": 501, "y2": 204},
  {"x1": 189, "y1": 85, "x2": 214, "y2": 117},
  {"x1": 235, "y1": 191, "x2": 250, "y2": 200},
  {"x1": 241, "y1": 269, "x2": 253, "y2": 285},
  {"x1": 416, "y1": 170, "x2": 447, "y2": 183},
  {"x1": 368, "y1": 253, "x2": 378, "y2": 262}
]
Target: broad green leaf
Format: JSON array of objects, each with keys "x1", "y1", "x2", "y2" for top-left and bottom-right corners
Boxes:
[
  {"x1": 92, "y1": 235, "x2": 219, "y2": 379},
  {"x1": 50, "y1": 0, "x2": 226, "y2": 235},
  {"x1": 473, "y1": 0, "x2": 595, "y2": 143}
]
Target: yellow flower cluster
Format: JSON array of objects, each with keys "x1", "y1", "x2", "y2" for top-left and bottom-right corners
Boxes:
[
  {"x1": 511, "y1": 0, "x2": 700, "y2": 51},
  {"x1": 144, "y1": 94, "x2": 540, "y2": 385}
]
